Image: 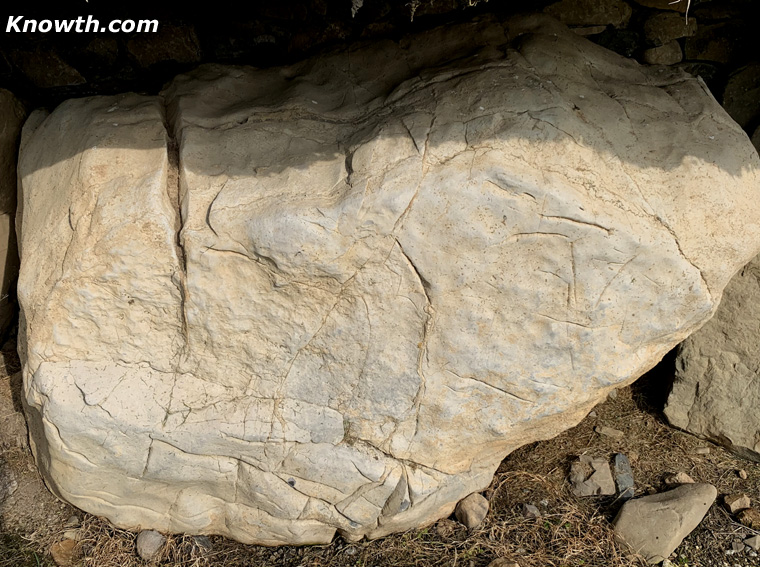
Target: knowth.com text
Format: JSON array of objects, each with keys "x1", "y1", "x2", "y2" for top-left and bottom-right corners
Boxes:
[{"x1": 6, "y1": 16, "x2": 159, "y2": 33}]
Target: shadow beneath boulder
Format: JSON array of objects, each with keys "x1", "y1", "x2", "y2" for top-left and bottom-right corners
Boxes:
[{"x1": 631, "y1": 347, "x2": 678, "y2": 418}]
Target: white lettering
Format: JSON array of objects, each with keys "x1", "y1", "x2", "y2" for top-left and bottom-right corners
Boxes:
[
  {"x1": 6, "y1": 16, "x2": 23, "y2": 32},
  {"x1": 136, "y1": 19, "x2": 159, "y2": 33}
]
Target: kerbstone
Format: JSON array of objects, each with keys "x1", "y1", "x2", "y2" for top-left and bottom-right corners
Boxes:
[{"x1": 17, "y1": 15, "x2": 760, "y2": 545}]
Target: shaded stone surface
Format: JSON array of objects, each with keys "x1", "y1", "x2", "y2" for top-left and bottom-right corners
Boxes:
[
  {"x1": 0, "y1": 90, "x2": 25, "y2": 337},
  {"x1": 722, "y1": 64, "x2": 760, "y2": 131},
  {"x1": 544, "y1": 0, "x2": 632, "y2": 27},
  {"x1": 643, "y1": 41, "x2": 683, "y2": 65},
  {"x1": 643, "y1": 12, "x2": 697, "y2": 46},
  {"x1": 666, "y1": 254, "x2": 760, "y2": 461},
  {"x1": 17, "y1": 15, "x2": 760, "y2": 545}
]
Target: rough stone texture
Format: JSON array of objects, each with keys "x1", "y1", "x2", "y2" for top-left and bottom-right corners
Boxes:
[
  {"x1": 17, "y1": 15, "x2": 760, "y2": 545},
  {"x1": 0, "y1": 90, "x2": 26, "y2": 337},
  {"x1": 664, "y1": 472, "x2": 695, "y2": 486},
  {"x1": 49, "y1": 539, "x2": 78, "y2": 567},
  {"x1": 127, "y1": 24, "x2": 201, "y2": 68},
  {"x1": 684, "y1": 23, "x2": 735, "y2": 64},
  {"x1": 454, "y1": 493, "x2": 489, "y2": 528},
  {"x1": 10, "y1": 49, "x2": 85, "y2": 89},
  {"x1": 665, "y1": 254, "x2": 760, "y2": 461},
  {"x1": 643, "y1": 12, "x2": 697, "y2": 46},
  {"x1": 722, "y1": 64, "x2": 760, "y2": 131},
  {"x1": 745, "y1": 535, "x2": 760, "y2": 551},
  {"x1": 642, "y1": 41, "x2": 683, "y2": 66},
  {"x1": 630, "y1": 0, "x2": 687, "y2": 12},
  {"x1": 544, "y1": 0, "x2": 632, "y2": 28},
  {"x1": 613, "y1": 453, "x2": 634, "y2": 499},
  {"x1": 724, "y1": 493, "x2": 751, "y2": 514},
  {"x1": 137, "y1": 530, "x2": 166, "y2": 561},
  {"x1": 738, "y1": 508, "x2": 760, "y2": 529},
  {"x1": 595, "y1": 425, "x2": 624, "y2": 439},
  {"x1": 613, "y1": 483, "x2": 717, "y2": 563},
  {"x1": 570, "y1": 456, "x2": 616, "y2": 496}
]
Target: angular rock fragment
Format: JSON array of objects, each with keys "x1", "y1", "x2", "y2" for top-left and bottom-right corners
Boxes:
[
  {"x1": 521, "y1": 503, "x2": 541, "y2": 519},
  {"x1": 724, "y1": 493, "x2": 751, "y2": 514},
  {"x1": 613, "y1": 483, "x2": 717, "y2": 563},
  {"x1": 595, "y1": 425, "x2": 624, "y2": 440},
  {"x1": 664, "y1": 472, "x2": 695, "y2": 486},
  {"x1": 17, "y1": 14, "x2": 760, "y2": 544},
  {"x1": 613, "y1": 453, "x2": 634, "y2": 500},
  {"x1": 745, "y1": 535, "x2": 760, "y2": 551},
  {"x1": 569, "y1": 455, "x2": 616, "y2": 496}
]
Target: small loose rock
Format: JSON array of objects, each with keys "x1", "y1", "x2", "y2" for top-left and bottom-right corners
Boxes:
[
  {"x1": 521, "y1": 503, "x2": 541, "y2": 519},
  {"x1": 50, "y1": 540, "x2": 78, "y2": 567},
  {"x1": 455, "y1": 493, "x2": 489, "y2": 529},
  {"x1": 738, "y1": 508, "x2": 760, "y2": 529},
  {"x1": 193, "y1": 535, "x2": 213, "y2": 553},
  {"x1": 569, "y1": 455, "x2": 616, "y2": 496},
  {"x1": 63, "y1": 515, "x2": 80, "y2": 528},
  {"x1": 739, "y1": 469, "x2": 748, "y2": 480},
  {"x1": 744, "y1": 535, "x2": 760, "y2": 551},
  {"x1": 136, "y1": 530, "x2": 166, "y2": 562},
  {"x1": 694, "y1": 447, "x2": 711, "y2": 455},
  {"x1": 725, "y1": 493, "x2": 751, "y2": 514},
  {"x1": 664, "y1": 472, "x2": 695, "y2": 486},
  {"x1": 613, "y1": 453, "x2": 634, "y2": 500},
  {"x1": 595, "y1": 425, "x2": 624, "y2": 440},
  {"x1": 732, "y1": 541, "x2": 746, "y2": 553}
]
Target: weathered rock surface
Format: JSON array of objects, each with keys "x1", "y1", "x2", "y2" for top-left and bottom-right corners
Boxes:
[
  {"x1": 724, "y1": 493, "x2": 751, "y2": 514},
  {"x1": 665, "y1": 254, "x2": 760, "y2": 461},
  {"x1": 722, "y1": 64, "x2": 760, "y2": 131},
  {"x1": 570, "y1": 455, "x2": 616, "y2": 496},
  {"x1": 17, "y1": 14, "x2": 760, "y2": 545},
  {"x1": 454, "y1": 493, "x2": 489, "y2": 528},
  {"x1": 642, "y1": 41, "x2": 683, "y2": 66},
  {"x1": 613, "y1": 483, "x2": 717, "y2": 563},
  {"x1": 0, "y1": 90, "x2": 25, "y2": 336},
  {"x1": 643, "y1": 12, "x2": 697, "y2": 46},
  {"x1": 136, "y1": 530, "x2": 166, "y2": 561},
  {"x1": 544, "y1": 0, "x2": 632, "y2": 28},
  {"x1": 613, "y1": 453, "x2": 634, "y2": 500}
]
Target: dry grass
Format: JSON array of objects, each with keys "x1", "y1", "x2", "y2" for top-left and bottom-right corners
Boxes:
[{"x1": 3, "y1": 347, "x2": 760, "y2": 567}]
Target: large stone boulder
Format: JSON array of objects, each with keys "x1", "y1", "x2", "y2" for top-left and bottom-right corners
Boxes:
[
  {"x1": 665, "y1": 254, "x2": 760, "y2": 460},
  {"x1": 0, "y1": 89, "x2": 25, "y2": 336},
  {"x1": 17, "y1": 15, "x2": 760, "y2": 544}
]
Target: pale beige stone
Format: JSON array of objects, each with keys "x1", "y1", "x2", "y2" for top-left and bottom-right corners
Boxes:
[{"x1": 17, "y1": 15, "x2": 760, "y2": 545}]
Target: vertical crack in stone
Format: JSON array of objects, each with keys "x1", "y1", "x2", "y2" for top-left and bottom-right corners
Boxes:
[
  {"x1": 161, "y1": 100, "x2": 190, "y2": 369},
  {"x1": 393, "y1": 237, "x2": 433, "y2": 448}
]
